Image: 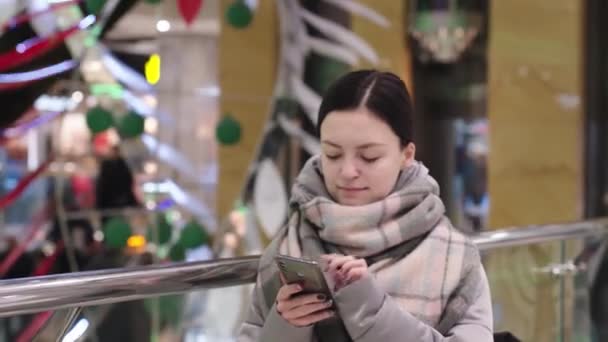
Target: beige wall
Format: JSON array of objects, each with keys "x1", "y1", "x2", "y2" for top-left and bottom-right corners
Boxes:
[
  {"x1": 351, "y1": 0, "x2": 412, "y2": 89},
  {"x1": 217, "y1": 0, "x2": 278, "y2": 218},
  {"x1": 486, "y1": 1, "x2": 584, "y2": 340}
]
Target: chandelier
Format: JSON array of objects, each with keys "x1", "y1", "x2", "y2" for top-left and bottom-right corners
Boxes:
[{"x1": 410, "y1": 7, "x2": 482, "y2": 64}]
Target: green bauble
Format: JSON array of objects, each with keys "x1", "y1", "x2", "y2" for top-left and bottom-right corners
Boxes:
[
  {"x1": 168, "y1": 243, "x2": 186, "y2": 262},
  {"x1": 86, "y1": 106, "x2": 113, "y2": 134},
  {"x1": 216, "y1": 115, "x2": 242, "y2": 145},
  {"x1": 117, "y1": 111, "x2": 145, "y2": 139},
  {"x1": 85, "y1": 0, "x2": 106, "y2": 15},
  {"x1": 226, "y1": 1, "x2": 253, "y2": 29},
  {"x1": 178, "y1": 221, "x2": 209, "y2": 249},
  {"x1": 103, "y1": 217, "x2": 132, "y2": 248}
]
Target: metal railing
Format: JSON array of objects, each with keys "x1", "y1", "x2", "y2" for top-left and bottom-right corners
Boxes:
[{"x1": 0, "y1": 218, "x2": 606, "y2": 317}]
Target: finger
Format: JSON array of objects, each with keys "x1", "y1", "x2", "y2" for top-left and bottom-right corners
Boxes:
[
  {"x1": 282, "y1": 299, "x2": 333, "y2": 320},
  {"x1": 332, "y1": 268, "x2": 346, "y2": 283},
  {"x1": 277, "y1": 283, "x2": 303, "y2": 301},
  {"x1": 321, "y1": 254, "x2": 340, "y2": 261},
  {"x1": 328, "y1": 255, "x2": 356, "y2": 273},
  {"x1": 329, "y1": 265, "x2": 346, "y2": 282},
  {"x1": 344, "y1": 267, "x2": 366, "y2": 283},
  {"x1": 327, "y1": 255, "x2": 353, "y2": 273},
  {"x1": 331, "y1": 269, "x2": 346, "y2": 291},
  {"x1": 281, "y1": 293, "x2": 328, "y2": 312},
  {"x1": 291, "y1": 309, "x2": 335, "y2": 327},
  {"x1": 279, "y1": 272, "x2": 287, "y2": 285},
  {"x1": 338, "y1": 259, "x2": 366, "y2": 276},
  {"x1": 320, "y1": 254, "x2": 340, "y2": 271},
  {"x1": 338, "y1": 259, "x2": 366, "y2": 272}
]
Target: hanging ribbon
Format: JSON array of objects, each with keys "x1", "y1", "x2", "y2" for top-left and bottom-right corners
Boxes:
[
  {"x1": 1, "y1": 0, "x2": 82, "y2": 33},
  {"x1": 0, "y1": 158, "x2": 53, "y2": 210},
  {"x1": 13, "y1": 240, "x2": 65, "y2": 341},
  {"x1": 32, "y1": 241, "x2": 65, "y2": 276},
  {"x1": 0, "y1": 60, "x2": 77, "y2": 91},
  {"x1": 0, "y1": 205, "x2": 49, "y2": 277},
  {"x1": 1, "y1": 110, "x2": 62, "y2": 140},
  {"x1": 15, "y1": 311, "x2": 54, "y2": 342},
  {"x1": 100, "y1": 46, "x2": 155, "y2": 94},
  {"x1": 2, "y1": 107, "x2": 39, "y2": 132},
  {"x1": 0, "y1": 15, "x2": 94, "y2": 73},
  {"x1": 177, "y1": 0, "x2": 203, "y2": 26}
]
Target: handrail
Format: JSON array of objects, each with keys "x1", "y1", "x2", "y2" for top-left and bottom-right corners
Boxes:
[
  {"x1": 0, "y1": 218, "x2": 606, "y2": 317},
  {"x1": 473, "y1": 217, "x2": 608, "y2": 250}
]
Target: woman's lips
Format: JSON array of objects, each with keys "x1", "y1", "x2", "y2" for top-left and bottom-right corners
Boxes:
[{"x1": 338, "y1": 186, "x2": 367, "y2": 194}]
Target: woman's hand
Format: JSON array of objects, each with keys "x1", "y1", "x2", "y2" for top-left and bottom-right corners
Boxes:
[
  {"x1": 275, "y1": 274, "x2": 335, "y2": 327},
  {"x1": 322, "y1": 254, "x2": 369, "y2": 291}
]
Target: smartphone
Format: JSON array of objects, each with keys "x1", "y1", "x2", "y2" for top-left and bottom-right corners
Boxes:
[{"x1": 275, "y1": 254, "x2": 333, "y2": 298}]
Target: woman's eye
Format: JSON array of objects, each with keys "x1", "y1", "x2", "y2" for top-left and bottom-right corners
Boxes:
[
  {"x1": 325, "y1": 154, "x2": 341, "y2": 160},
  {"x1": 362, "y1": 156, "x2": 380, "y2": 163}
]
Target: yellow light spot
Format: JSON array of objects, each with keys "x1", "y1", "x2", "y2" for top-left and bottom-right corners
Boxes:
[
  {"x1": 127, "y1": 234, "x2": 147, "y2": 248},
  {"x1": 145, "y1": 54, "x2": 161, "y2": 85}
]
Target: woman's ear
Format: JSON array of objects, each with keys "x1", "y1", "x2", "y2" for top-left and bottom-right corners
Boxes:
[{"x1": 402, "y1": 142, "x2": 416, "y2": 168}]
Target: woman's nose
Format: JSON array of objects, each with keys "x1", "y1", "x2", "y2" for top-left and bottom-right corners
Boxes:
[{"x1": 339, "y1": 160, "x2": 359, "y2": 179}]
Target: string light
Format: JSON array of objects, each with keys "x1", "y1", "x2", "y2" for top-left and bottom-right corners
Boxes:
[
  {"x1": 127, "y1": 234, "x2": 147, "y2": 248},
  {"x1": 144, "y1": 117, "x2": 158, "y2": 134},
  {"x1": 156, "y1": 19, "x2": 171, "y2": 32},
  {"x1": 144, "y1": 161, "x2": 158, "y2": 174},
  {"x1": 145, "y1": 53, "x2": 161, "y2": 85},
  {"x1": 71, "y1": 90, "x2": 84, "y2": 103}
]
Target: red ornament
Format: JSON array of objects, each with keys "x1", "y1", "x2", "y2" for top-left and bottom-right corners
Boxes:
[
  {"x1": 177, "y1": 0, "x2": 203, "y2": 26},
  {"x1": 92, "y1": 131, "x2": 112, "y2": 156}
]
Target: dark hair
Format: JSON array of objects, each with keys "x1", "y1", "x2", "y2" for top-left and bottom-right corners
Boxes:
[{"x1": 317, "y1": 70, "x2": 414, "y2": 146}]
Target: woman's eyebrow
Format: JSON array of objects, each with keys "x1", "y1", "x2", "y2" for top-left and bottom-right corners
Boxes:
[
  {"x1": 357, "y1": 143, "x2": 385, "y2": 149},
  {"x1": 321, "y1": 140, "x2": 341, "y2": 148}
]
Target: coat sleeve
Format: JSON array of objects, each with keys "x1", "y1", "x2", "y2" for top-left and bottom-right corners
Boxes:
[
  {"x1": 237, "y1": 274, "x2": 314, "y2": 342},
  {"x1": 334, "y1": 266, "x2": 493, "y2": 342}
]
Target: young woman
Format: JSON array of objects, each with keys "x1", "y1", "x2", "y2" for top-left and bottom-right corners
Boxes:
[{"x1": 238, "y1": 70, "x2": 493, "y2": 341}]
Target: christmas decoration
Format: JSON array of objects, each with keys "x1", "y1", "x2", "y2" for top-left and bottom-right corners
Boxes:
[
  {"x1": 117, "y1": 111, "x2": 144, "y2": 138},
  {"x1": 103, "y1": 217, "x2": 132, "y2": 248},
  {"x1": 0, "y1": 60, "x2": 77, "y2": 91},
  {"x1": 178, "y1": 220, "x2": 209, "y2": 249},
  {"x1": 85, "y1": 0, "x2": 106, "y2": 15},
  {"x1": 215, "y1": 115, "x2": 241, "y2": 145},
  {"x1": 86, "y1": 106, "x2": 113, "y2": 134},
  {"x1": 177, "y1": 0, "x2": 203, "y2": 26},
  {"x1": 168, "y1": 243, "x2": 186, "y2": 261},
  {"x1": 226, "y1": 0, "x2": 252, "y2": 29},
  {"x1": 0, "y1": 20, "x2": 88, "y2": 73},
  {"x1": 253, "y1": 159, "x2": 287, "y2": 237},
  {"x1": 148, "y1": 214, "x2": 172, "y2": 245}
]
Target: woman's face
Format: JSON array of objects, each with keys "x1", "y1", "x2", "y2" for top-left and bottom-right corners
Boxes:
[{"x1": 320, "y1": 107, "x2": 415, "y2": 206}]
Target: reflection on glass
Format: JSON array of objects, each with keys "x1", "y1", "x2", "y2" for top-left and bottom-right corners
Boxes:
[{"x1": 454, "y1": 118, "x2": 489, "y2": 233}]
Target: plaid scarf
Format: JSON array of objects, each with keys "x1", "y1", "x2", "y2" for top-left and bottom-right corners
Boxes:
[{"x1": 257, "y1": 156, "x2": 483, "y2": 339}]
